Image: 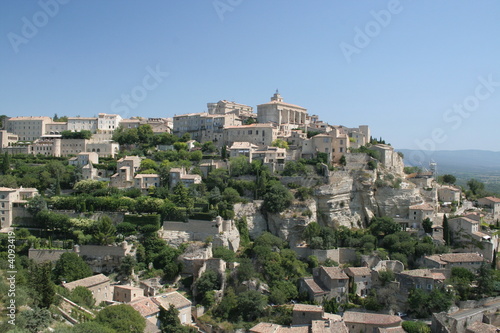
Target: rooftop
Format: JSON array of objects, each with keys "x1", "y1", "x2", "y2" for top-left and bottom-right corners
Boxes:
[
  {"x1": 482, "y1": 196, "x2": 500, "y2": 203},
  {"x1": 344, "y1": 266, "x2": 372, "y2": 277},
  {"x1": 433, "y1": 253, "x2": 485, "y2": 263},
  {"x1": 225, "y1": 123, "x2": 275, "y2": 129},
  {"x1": 130, "y1": 297, "x2": 159, "y2": 317},
  {"x1": 62, "y1": 273, "x2": 109, "y2": 290},
  {"x1": 302, "y1": 277, "x2": 328, "y2": 295},
  {"x1": 293, "y1": 304, "x2": 323, "y2": 313},
  {"x1": 343, "y1": 311, "x2": 401, "y2": 326},
  {"x1": 400, "y1": 269, "x2": 445, "y2": 280},
  {"x1": 153, "y1": 291, "x2": 192, "y2": 310},
  {"x1": 409, "y1": 203, "x2": 434, "y2": 211},
  {"x1": 321, "y1": 266, "x2": 348, "y2": 280}
]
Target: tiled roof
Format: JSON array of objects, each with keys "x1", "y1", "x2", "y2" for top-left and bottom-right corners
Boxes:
[
  {"x1": 400, "y1": 269, "x2": 445, "y2": 280},
  {"x1": 134, "y1": 174, "x2": 159, "y2": 178},
  {"x1": 229, "y1": 142, "x2": 259, "y2": 149},
  {"x1": 225, "y1": 123, "x2": 275, "y2": 129},
  {"x1": 482, "y1": 196, "x2": 500, "y2": 203},
  {"x1": 409, "y1": 203, "x2": 434, "y2": 210},
  {"x1": 439, "y1": 253, "x2": 484, "y2": 263},
  {"x1": 62, "y1": 273, "x2": 109, "y2": 290},
  {"x1": 344, "y1": 267, "x2": 372, "y2": 277},
  {"x1": 153, "y1": 291, "x2": 192, "y2": 310},
  {"x1": 130, "y1": 297, "x2": 160, "y2": 317},
  {"x1": 322, "y1": 267, "x2": 348, "y2": 280},
  {"x1": 293, "y1": 304, "x2": 323, "y2": 313},
  {"x1": 343, "y1": 311, "x2": 401, "y2": 326},
  {"x1": 302, "y1": 277, "x2": 327, "y2": 295},
  {"x1": 249, "y1": 323, "x2": 280, "y2": 333}
]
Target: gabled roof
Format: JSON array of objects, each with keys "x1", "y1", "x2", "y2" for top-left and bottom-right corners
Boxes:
[
  {"x1": 153, "y1": 291, "x2": 192, "y2": 310},
  {"x1": 400, "y1": 269, "x2": 445, "y2": 280},
  {"x1": 409, "y1": 203, "x2": 434, "y2": 211},
  {"x1": 343, "y1": 311, "x2": 401, "y2": 326},
  {"x1": 344, "y1": 267, "x2": 372, "y2": 277},
  {"x1": 130, "y1": 297, "x2": 160, "y2": 317},
  {"x1": 321, "y1": 267, "x2": 348, "y2": 280},
  {"x1": 62, "y1": 273, "x2": 109, "y2": 290},
  {"x1": 293, "y1": 304, "x2": 323, "y2": 313},
  {"x1": 481, "y1": 196, "x2": 500, "y2": 203}
]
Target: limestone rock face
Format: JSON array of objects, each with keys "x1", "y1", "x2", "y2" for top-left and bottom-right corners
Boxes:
[
  {"x1": 267, "y1": 198, "x2": 317, "y2": 244},
  {"x1": 233, "y1": 201, "x2": 267, "y2": 239}
]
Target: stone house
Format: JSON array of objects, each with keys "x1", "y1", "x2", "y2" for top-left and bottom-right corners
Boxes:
[
  {"x1": 397, "y1": 269, "x2": 445, "y2": 294},
  {"x1": 168, "y1": 167, "x2": 202, "y2": 189},
  {"x1": 423, "y1": 253, "x2": 485, "y2": 273},
  {"x1": 153, "y1": 292, "x2": 192, "y2": 325},
  {"x1": 438, "y1": 186, "x2": 461, "y2": 204},
  {"x1": 134, "y1": 174, "x2": 160, "y2": 193},
  {"x1": 68, "y1": 152, "x2": 99, "y2": 167},
  {"x1": 62, "y1": 273, "x2": 111, "y2": 305},
  {"x1": 477, "y1": 196, "x2": 500, "y2": 219},
  {"x1": 449, "y1": 216, "x2": 497, "y2": 261},
  {"x1": 113, "y1": 285, "x2": 145, "y2": 303},
  {"x1": 76, "y1": 242, "x2": 132, "y2": 274},
  {"x1": 228, "y1": 142, "x2": 259, "y2": 161},
  {"x1": 223, "y1": 123, "x2": 277, "y2": 147},
  {"x1": 300, "y1": 266, "x2": 349, "y2": 303},
  {"x1": 408, "y1": 203, "x2": 435, "y2": 229},
  {"x1": 0, "y1": 187, "x2": 38, "y2": 229},
  {"x1": 344, "y1": 267, "x2": 372, "y2": 297},
  {"x1": 343, "y1": 311, "x2": 402, "y2": 333},
  {"x1": 292, "y1": 304, "x2": 324, "y2": 325}
]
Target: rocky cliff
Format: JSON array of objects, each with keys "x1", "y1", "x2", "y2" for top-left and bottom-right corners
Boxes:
[{"x1": 234, "y1": 152, "x2": 429, "y2": 243}]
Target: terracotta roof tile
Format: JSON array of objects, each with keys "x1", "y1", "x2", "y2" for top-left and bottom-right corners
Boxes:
[{"x1": 343, "y1": 311, "x2": 401, "y2": 326}]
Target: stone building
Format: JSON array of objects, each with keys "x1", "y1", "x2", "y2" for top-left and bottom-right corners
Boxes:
[
  {"x1": 68, "y1": 152, "x2": 99, "y2": 167},
  {"x1": 408, "y1": 203, "x2": 435, "y2": 229},
  {"x1": 67, "y1": 116, "x2": 98, "y2": 133},
  {"x1": 0, "y1": 130, "x2": 19, "y2": 149},
  {"x1": 343, "y1": 311, "x2": 402, "y2": 333},
  {"x1": 173, "y1": 112, "x2": 241, "y2": 143},
  {"x1": 223, "y1": 123, "x2": 277, "y2": 147},
  {"x1": 207, "y1": 100, "x2": 255, "y2": 120},
  {"x1": 97, "y1": 113, "x2": 122, "y2": 134},
  {"x1": 423, "y1": 252, "x2": 485, "y2": 273},
  {"x1": 134, "y1": 173, "x2": 160, "y2": 192},
  {"x1": 257, "y1": 91, "x2": 307, "y2": 136},
  {"x1": 62, "y1": 273, "x2": 111, "y2": 305},
  {"x1": 477, "y1": 196, "x2": 500, "y2": 219},
  {"x1": 292, "y1": 304, "x2": 324, "y2": 325},
  {"x1": 113, "y1": 285, "x2": 145, "y2": 303},
  {"x1": 344, "y1": 266, "x2": 372, "y2": 297},
  {"x1": 0, "y1": 187, "x2": 38, "y2": 229},
  {"x1": 5, "y1": 116, "x2": 52, "y2": 141},
  {"x1": 397, "y1": 269, "x2": 445, "y2": 294},
  {"x1": 438, "y1": 186, "x2": 461, "y2": 204},
  {"x1": 169, "y1": 167, "x2": 202, "y2": 188},
  {"x1": 449, "y1": 215, "x2": 497, "y2": 261},
  {"x1": 300, "y1": 266, "x2": 349, "y2": 303}
]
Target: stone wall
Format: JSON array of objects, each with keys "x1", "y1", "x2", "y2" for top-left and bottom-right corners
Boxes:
[
  {"x1": 292, "y1": 246, "x2": 357, "y2": 264},
  {"x1": 29, "y1": 248, "x2": 73, "y2": 263}
]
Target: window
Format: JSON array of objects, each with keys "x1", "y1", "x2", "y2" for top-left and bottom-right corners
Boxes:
[
  {"x1": 415, "y1": 284, "x2": 421, "y2": 289},
  {"x1": 427, "y1": 284, "x2": 432, "y2": 290}
]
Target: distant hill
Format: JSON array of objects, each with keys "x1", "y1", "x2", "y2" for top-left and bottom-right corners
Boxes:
[
  {"x1": 397, "y1": 149, "x2": 500, "y2": 174},
  {"x1": 397, "y1": 149, "x2": 500, "y2": 194}
]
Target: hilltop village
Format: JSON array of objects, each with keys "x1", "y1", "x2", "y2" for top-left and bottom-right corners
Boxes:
[{"x1": 1, "y1": 91, "x2": 500, "y2": 333}]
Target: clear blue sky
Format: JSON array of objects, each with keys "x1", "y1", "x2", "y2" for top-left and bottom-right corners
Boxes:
[{"x1": 1, "y1": 0, "x2": 499, "y2": 151}]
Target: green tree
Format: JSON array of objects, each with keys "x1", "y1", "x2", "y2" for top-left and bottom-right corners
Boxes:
[
  {"x1": 370, "y1": 216, "x2": 401, "y2": 238},
  {"x1": 53, "y1": 252, "x2": 93, "y2": 284},
  {"x1": 271, "y1": 139, "x2": 289, "y2": 149},
  {"x1": 467, "y1": 178, "x2": 485, "y2": 196},
  {"x1": 16, "y1": 307, "x2": 52, "y2": 333},
  {"x1": 137, "y1": 124, "x2": 154, "y2": 145},
  {"x1": 69, "y1": 286, "x2": 95, "y2": 308},
  {"x1": 402, "y1": 321, "x2": 431, "y2": 333},
  {"x1": 323, "y1": 297, "x2": 338, "y2": 314},
  {"x1": 118, "y1": 255, "x2": 137, "y2": 280},
  {"x1": 26, "y1": 195, "x2": 47, "y2": 216},
  {"x1": 139, "y1": 158, "x2": 157, "y2": 171},
  {"x1": 158, "y1": 304, "x2": 196, "y2": 333},
  {"x1": 29, "y1": 262, "x2": 55, "y2": 308},
  {"x1": 73, "y1": 179, "x2": 106, "y2": 194},
  {"x1": 441, "y1": 174, "x2": 456, "y2": 184},
  {"x1": 201, "y1": 141, "x2": 217, "y2": 153},
  {"x1": 95, "y1": 304, "x2": 145, "y2": 333},
  {"x1": 263, "y1": 180, "x2": 293, "y2": 213},
  {"x1": 236, "y1": 290, "x2": 267, "y2": 321},
  {"x1": 443, "y1": 214, "x2": 451, "y2": 245},
  {"x1": 1, "y1": 152, "x2": 11, "y2": 174},
  {"x1": 476, "y1": 262, "x2": 495, "y2": 298},
  {"x1": 91, "y1": 215, "x2": 116, "y2": 245},
  {"x1": 194, "y1": 270, "x2": 221, "y2": 306},
  {"x1": 422, "y1": 218, "x2": 433, "y2": 234}
]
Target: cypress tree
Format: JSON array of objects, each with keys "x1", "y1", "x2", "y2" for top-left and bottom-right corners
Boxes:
[{"x1": 443, "y1": 214, "x2": 450, "y2": 246}]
